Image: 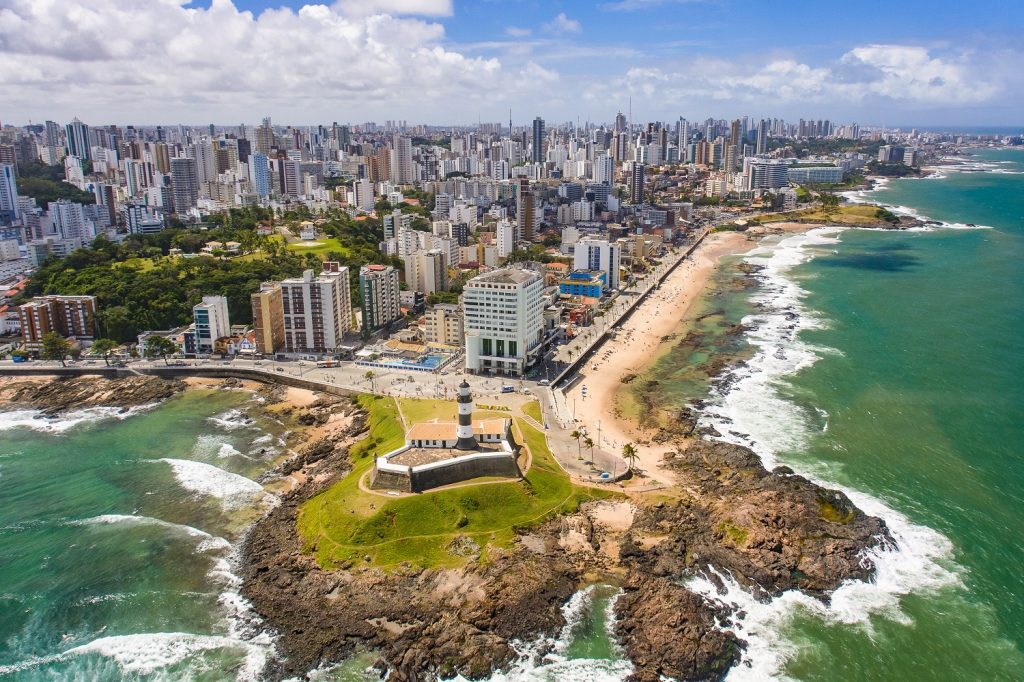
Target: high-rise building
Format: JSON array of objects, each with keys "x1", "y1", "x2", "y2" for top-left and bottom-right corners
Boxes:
[
  {"x1": 574, "y1": 237, "x2": 622, "y2": 291},
  {"x1": 593, "y1": 153, "x2": 614, "y2": 184},
  {"x1": 255, "y1": 117, "x2": 275, "y2": 153},
  {"x1": 0, "y1": 164, "x2": 17, "y2": 224},
  {"x1": 515, "y1": 177, "x2": 536, "y2": 242},
  {"x1": 390, "y1": 134, "x2": 414, "y2": 184},
  {"x1": 280, "y1": 262, "x2": 352, "y2": 354},
  {"x1": 64, "y1": 118, "x2": 91, "y2": 161},
  {"x1": 359, "y1": 264, "x2": 401, "y2": 336},
  {"x1": 192, "y1": 295, "x2": 231, "y2": 354},
  {"x1": 424, "y1": 303, "x2": 463, "y2": 346},
  {"x1": 170, "y1": 156, "x2": 199, "y2": 214},
  {"x1": 496, "y1": 219, "x2": 516, "y2": 259},
  {"x1": 403, "y1": 249, "x2": 448, "y2": 296},
  {"x1": 251, "y1": 152, "x2": 270, "y2": 197},
  {"x1": 629, "y1": 162, "x2": 645, "y2": 204},
  {"x1": 756, "y1": 119, "x2": 769, "y2": 155},
  {"x1": 18, "y1": 295, "x2": 97, "y2": 352},
  {"x1": 531, "y1": 117, "x2": 545, "y2": 163},
  {"x1": 250, "y1": 282, "x2": 286, "y2": 355},
  {"x1": 463, "y1": 267, "x2": 544, "y2": 376}
]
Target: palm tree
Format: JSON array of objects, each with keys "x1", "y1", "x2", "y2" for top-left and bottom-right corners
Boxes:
[
  {"x1": 364, "y1": 370, "x2": 376, "y2": 393},
  {"x1": 583, "y1": 436, "x2": 594, "y2": 463},
  {"x1": 570, "y1": 429, "x2": 583, "y2": 460},
  {"x1": 622, "y1": 442, "x2": 639, "y2": 473},
  {"x1": 91, "y1": 338, "x2": 118, "y2": 366}
]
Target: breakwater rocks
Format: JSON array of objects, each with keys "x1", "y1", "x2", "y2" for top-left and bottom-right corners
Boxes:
[
  {"x1": 0, "y1": 374, "x2": 186, "y2": 413},
  {"x1": 242, "y1": 414, "x2": 892, "y2": 681}
]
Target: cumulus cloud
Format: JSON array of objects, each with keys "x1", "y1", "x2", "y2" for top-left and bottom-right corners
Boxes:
[
  {"x1": 611, "y1": 44, "x2": 1006, "y2": 112},
  {"x1": 543, "y1": 12, "x2": 581, "y2": 35},
  {"x1": 0, "y1": 0, "x2": 502, "y2": 122}
]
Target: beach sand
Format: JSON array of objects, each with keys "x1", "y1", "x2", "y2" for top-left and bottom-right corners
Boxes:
[{"x1": 563, "y1": 230, "x2": 753, "y2": 484}]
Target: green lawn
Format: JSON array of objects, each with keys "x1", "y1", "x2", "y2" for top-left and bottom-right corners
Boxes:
[
  {"x1": 296, "y1": 395, "x2": 615, "y2": 570},
  {"x1": 522, "y1": 400, "x2": 543, "y2": 424},
  {"x1": 286, "y1": 237, "x2": 349, "y2": 258},
  {"x1": 111, "y1": 257, "x2": 158, "y2": 272}
]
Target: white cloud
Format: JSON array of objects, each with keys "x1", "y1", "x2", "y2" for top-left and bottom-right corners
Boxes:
[
  {"x1": 0, "y1": 0, "x2": 509, "y2": 122},
  {"x1": 504, "y1": 26, "x2": 532, "y2": 37},
  {"x1": 331, "y1": 0, "x2": 454, "y2": 17},
  {"x1": 542, "y1": 12, "x2": 581, "y2": 35},
  {"x1": 611, "y1": 44, "x2": 1006, "y2": 113}
]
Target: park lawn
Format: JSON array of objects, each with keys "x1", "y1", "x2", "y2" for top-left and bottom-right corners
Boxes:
[
  {"x1": 286, "y1": 237, "x2": 349, "y2": 258},
  {"x1": 522, "y1": 400, "x2": 543, "y2": 424},
  {"x1": 111, "y1": 257, "x2": 158, "y2": 272},
  {"x1": 297, "y1": 395, "x2": 615, "y2": 570},
  {"x1": 397, "y1": 397, "x2": 508, "y2": 426}
]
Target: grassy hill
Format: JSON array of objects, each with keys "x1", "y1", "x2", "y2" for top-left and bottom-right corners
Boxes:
[{"x1": 296, "y1": 395, "x2": 615, "y2": 570}]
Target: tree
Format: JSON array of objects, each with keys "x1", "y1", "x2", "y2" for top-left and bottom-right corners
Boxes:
[
  {"x1": 41, "y1": 332, "x2": 71, "y2": 366},
  {"x1": 583, "y1": 436, "x2": 595, "y2": 463},
  {"x1": 364, "y1": 370, "x2": 376, "y2": 393},
  {"x1": 91, "y1": 338, "x2": 118, "y2": 366},
  {"x1": 570, "y1": 429, "x2": 583, "y2": 460},
  {"x1": 144, "y1": 336, "x2": 178, "y2": 365},
  {"x1": 622, "y1": 442, "x2": 639, "y2": 472}
]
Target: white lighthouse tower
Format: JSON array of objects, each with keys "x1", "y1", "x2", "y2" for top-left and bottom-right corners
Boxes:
[{"x1": 455, "y1": 380, "x2": 476, "y2": 450}]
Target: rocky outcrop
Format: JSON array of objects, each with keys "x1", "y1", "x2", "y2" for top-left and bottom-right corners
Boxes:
[
  {"x1": 242, "y1": 416, "x2": 892, "y2": 681},
  {"x1": 0, "y1": 375, "x2": 186, "y2": 413}
]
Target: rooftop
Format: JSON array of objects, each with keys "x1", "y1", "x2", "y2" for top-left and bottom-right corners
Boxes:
[{"x1": 469, "y1": 268, "x2": 541, "y2": 286}]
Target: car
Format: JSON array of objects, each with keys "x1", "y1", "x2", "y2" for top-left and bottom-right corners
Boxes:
[
  {"x1": 538, "y1": 379, "x2": 550, "y2": 386},
  {"x1": 275, "y1": 367, "x2": 284, "y2": 372}
]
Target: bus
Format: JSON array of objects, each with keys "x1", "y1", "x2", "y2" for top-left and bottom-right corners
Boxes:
[{"x1": 316, "y1": 359, "x2": 337, "y2": 368}]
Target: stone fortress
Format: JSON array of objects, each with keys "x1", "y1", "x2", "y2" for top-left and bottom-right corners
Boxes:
[{"x1": 370, "y1": 380, "x2": 522, "y2": 493}]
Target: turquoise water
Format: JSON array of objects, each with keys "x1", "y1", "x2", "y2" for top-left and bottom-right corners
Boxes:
[
  {"x1": 690, "y1": 148, "x2": 1024, "y2": 679},
  {"x1": 0, "y1": 390, "x2": 286, "y2": 679}
]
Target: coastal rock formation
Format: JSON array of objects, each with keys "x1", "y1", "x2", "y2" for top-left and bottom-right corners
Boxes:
[
  {"x1": 241, "y1": 407, "x2": 892, "y2": 682},
  {"x1": 0, "y1": 375, "x2": 185, "y2": 413}
]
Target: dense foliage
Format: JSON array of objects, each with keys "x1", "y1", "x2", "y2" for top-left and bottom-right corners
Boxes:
[
  {"x1": 20, "y1": 207, "x2": 400, "y2": 342},
  {"x1": 16, "y1": 161, "x2": 96, "y2": 209}
]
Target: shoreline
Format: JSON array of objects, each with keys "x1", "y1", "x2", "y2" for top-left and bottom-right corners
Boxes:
[{"x1": 564, "y1": 222, "x2": 816, "y2": 484}]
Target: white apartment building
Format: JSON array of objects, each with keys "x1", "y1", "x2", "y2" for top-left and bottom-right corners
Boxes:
[
  {"x1": 463, "y1": 267, "x2": 544, "y2": 376},
  {"x1": 425, "y1": 303, "x2": 464, "y2": 346},
  {"x1": 193, "y1": 295, "x2": 231, "y2": 354},
  {"x1": 359, "y1": 264, "x2": 401, "y2": 335},
  {"x1": 495, "y1": 219, "x2": 516, "y2": 259},
  {"x1": 573, "y1": 237, "x2": 621, "y2": 291},
  {"x1": 280, "y1": 262, "x2": 352, "y2": 355},
  {"x1": 403, "y1": 249, "x2": 448, "y2": 296}
]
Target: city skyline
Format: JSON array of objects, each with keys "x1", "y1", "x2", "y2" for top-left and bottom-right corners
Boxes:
[{"x1": 2, "y1": 0, "x2": 1023, "y2": 127}]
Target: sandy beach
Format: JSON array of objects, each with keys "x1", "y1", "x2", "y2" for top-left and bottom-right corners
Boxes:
[{"x1": 563, "y1": 230, "x2": 754, "y2": 483}]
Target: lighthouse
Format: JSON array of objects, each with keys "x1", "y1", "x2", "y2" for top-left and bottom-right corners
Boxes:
[{"x1": 455, "y1": 380, "x2": 477, "y2": 450}]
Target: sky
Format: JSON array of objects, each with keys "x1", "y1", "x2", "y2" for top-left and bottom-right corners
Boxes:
[{"x1": 1, "y1": 0, "x2": 1022, "y2": 128}]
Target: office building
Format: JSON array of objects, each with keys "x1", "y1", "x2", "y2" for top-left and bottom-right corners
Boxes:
[
  {"x1": 463, "y1": 267, "x2": 544, "y2": 376},
  {"x1": 251, "y1": 152, "x2": 270, "y2": 197},
  {"x1": 425, "y1": 304, "x2": 464, "y2": 346},
  {"x1": 746, "y1": 159, "x2": 789, "y2": 189},
  {"x1": 64, "y1": 118, "x2": 91, "y2": 161},
  {"x1": 18, "y1": 295, "x2": 97, "y2": 352},
  {"x1": 193, "y1": 295, "x2": 231, "y2": 354},
  {"x1": 574, "y1": 237, "x2": 622, "y2": 291},
  {"x1": 280, "y1": 262, "x2": 352, "y2": 354},
  {"x1": 359, "y1": 264, "x2": 401, "y2": 336},
  {"x1": 250, "y1": 282, "x2": 286, "y2": 355}
]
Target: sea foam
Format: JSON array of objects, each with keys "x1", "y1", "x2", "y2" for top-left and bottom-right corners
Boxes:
[
  {"x1": 0, "y1": 405, "x2": 154, "y2": 434},
  {"x1": 156, "y1": 458, "x2": 271, "y2": 510},
  {"x1": 692, "y1": 229, "x2": 961, "y2": 678}
]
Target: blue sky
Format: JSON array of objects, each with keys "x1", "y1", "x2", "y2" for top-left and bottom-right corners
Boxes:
[{"x1": 2, "y1": 0, "x2": 1022, "y2": 126}]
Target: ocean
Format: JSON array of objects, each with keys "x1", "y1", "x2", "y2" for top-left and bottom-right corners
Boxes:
[{"x1": 1, "y1": 148, "x2": 1022, "y2": 680}]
